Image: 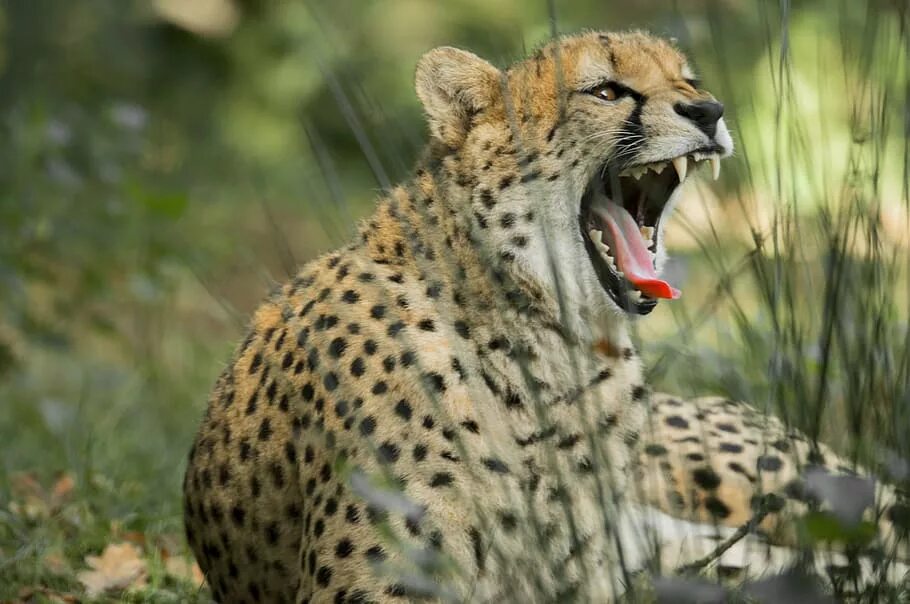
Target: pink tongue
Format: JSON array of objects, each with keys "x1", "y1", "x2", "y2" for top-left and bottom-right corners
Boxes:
[{"x1": 593, "y1": 201, "x2": 681, "y2": 300}]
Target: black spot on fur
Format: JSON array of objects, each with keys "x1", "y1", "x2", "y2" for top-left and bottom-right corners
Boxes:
[
  {"x1": 704, "y1": 496, "x2": 731, "y2": 519},
  {"x1": 757, "y1": 455, "x2": 783, "y2": 471},
  {"x1": 365, "y1": 545, "x2": 386, "y2": 562},
  {"x1": 265, "y1": 521, "x2": 280, "y2": 545},
  {"x1": 499, "y1": 511, "x2": 518, "y2": 531},
  {"x1": 248, "y1": 352, "x2": 263, "y2": 374},
  {"x1": 426, "y1": 282, "x2": 442, "y2": 298},
  {"x1": 461, "y1": 419, "x2": 479, "y2": 434},
  {"x1": 316, "y1": 565, "x2": 332, "y2": 587},
  {"x1": 270, "y1": 462, "x2": 286, "y2": 488},
  {"x1": 299, "y1": 300, "x2": 316, "y2": 317},
  {"x1": 335, "y1": 539, "x2": 354, "y2": 558},
  {"x1": 329, "y1": 337, "x2": 347, "y2": 358},
  {"x1": 239, "y1": 439, "x2": 252, "y2": 462},
  {"x1": 257, "y1": 418, "x2": 272, "y2": 441},
  {"x1": 557, "y1": 434, "x2": 581, "y2": 449},
  {"x1": 454, "y1": 320, "x2": 470, "y2": 339},
  {"x1": 771, "y1": 439, "x2": 791, "y2": 453},
  {"x1": 424, "y1": 372, "x2": 446, "y2": 393},
  {"x1": 644, "y1": 444, "x2": 668, "y2": 456},
  {"x1": 430, "y1": 472, "x2": 454, "y2": 487},
  {"x1": 692, "y1": 467, "x2": 722, "y2": 490},
  {"x1": 665, "y1": 415, "x2": 689, "y2": 428},
  {"x1": 359, "y1": 416, "x2": 376, "y2": 436},
  {"x1": 482, "y1": 458, "x2": 509, "y2": 474},
  {"x1": 350, "y1": 357, "x2": 365, "y2": 377},
  {"x1": 245, "y1": 392, "x2": 258, "y2": 416},
  {"x1": 323, "y1": 372, "x2": 339, "y2": 391},
  {"x1": 520, "y1": 169, "x2": 542, "y2": 183},
  {"x1": 480, "y1": 189, "x2": 496, "y2": 208},
  {"x1": 345, "y1": 505, "x2": 360, "y2": 524},
  {"x1": 394, "y1": 399, "x2": 412, "y2": 421},
  {"x1": 469, "y1": 526, "x2": 485, "y2": 572},
  {"x1": 231, "y1": 505, "x2": 246, "y2": 527}
]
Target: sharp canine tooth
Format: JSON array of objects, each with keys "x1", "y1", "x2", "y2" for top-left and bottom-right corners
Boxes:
[
  {"x1": 711, "y1": 155, "x2": 721, "y2": 180},
  {"x1": 640, "y1": 226, "x2": 654, "y2": 241},
  {"x1": 672, "y1": 156, "x2": 688, "y2": 182}
]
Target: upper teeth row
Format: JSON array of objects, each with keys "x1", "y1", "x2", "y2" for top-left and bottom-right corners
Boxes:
[
  {"x1": 620, "y1": 153, "x2": 721, "y2": 182},
  {"x1": 588, "y1": 227, "x2": 657, "y2": 259}
]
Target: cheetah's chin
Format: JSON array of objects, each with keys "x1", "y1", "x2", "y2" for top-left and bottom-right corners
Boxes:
[{"x1": 580, "y1": 153, "x2": 720, "y2": 315}]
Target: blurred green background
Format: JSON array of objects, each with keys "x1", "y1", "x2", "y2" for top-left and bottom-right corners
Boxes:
[{"x1": 0, "y1": 0, "x2": 907, "y2": 600}]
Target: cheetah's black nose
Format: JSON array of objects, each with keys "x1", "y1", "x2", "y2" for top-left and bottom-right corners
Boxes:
[{"x1": 673, "y1": 100, "x2": 724, "y2": 138}]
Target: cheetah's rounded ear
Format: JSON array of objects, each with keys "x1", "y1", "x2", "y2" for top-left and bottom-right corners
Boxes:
[{"x1": 415, "y1": 47, "x2": 501, "y2": 147}]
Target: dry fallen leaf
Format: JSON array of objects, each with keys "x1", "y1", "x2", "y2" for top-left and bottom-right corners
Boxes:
[
  {"x1": 9, "y1": 472, "x2": 48, "y2": 519},
  {"x1": 16, "y1": 586, "x2": 80, "y2": 603},
  {"x1": 121, "y1": 531, "x2": 147, "y2": 548},
  {"x1": 50, "y1": 473, "x2": 75, "y2": 506},
  {"x1": 8, "y1": 471, "x2": 76, "y2": 519},
  {"x1": 77, "y1": 542, "x2": 148, "y2": 597},
  {"x1": 165, "y1": 555, "x2": 206, "y2": 586}
]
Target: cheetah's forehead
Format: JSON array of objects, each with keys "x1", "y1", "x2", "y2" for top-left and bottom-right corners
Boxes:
[{"x1": 512, "y1": 31, "x2": 693, "y2": 93}]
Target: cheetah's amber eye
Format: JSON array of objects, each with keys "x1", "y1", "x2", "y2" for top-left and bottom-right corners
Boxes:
[{"x1": 588, "y1": 82, "x2": 624, "y2": 102}]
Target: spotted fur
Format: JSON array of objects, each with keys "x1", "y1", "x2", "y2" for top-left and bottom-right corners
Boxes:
[
  {"x1": 636, "y1": 395, "x2": 908, "y2": 559},
  {"x1": 182, "y1": 30, "x2": 900, "y2": 604}
]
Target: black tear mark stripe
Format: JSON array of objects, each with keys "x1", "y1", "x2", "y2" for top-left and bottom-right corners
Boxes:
[{"x1": 622, "y1": 92, "x2": 647, "y2": 152}]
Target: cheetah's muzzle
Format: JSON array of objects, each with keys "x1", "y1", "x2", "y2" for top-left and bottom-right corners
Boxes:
[{"x1": 580, "y1": 151, "x2": 721, "y2": 315}]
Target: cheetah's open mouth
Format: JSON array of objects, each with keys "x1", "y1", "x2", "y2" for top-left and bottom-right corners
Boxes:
[{"x1": 580, "y1": 152, "x2": 720, "y2": 315}]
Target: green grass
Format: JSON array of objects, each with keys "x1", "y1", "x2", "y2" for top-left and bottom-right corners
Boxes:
[{"x1": 0, "y1": 275, "x2": 233, "y2": 601}]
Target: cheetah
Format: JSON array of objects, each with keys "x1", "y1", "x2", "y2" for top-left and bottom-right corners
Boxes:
[{"x1": 183, "y1": 31, "x2": 907, "y2": 602}]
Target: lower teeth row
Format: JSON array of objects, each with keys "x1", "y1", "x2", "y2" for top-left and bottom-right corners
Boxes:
[
  {"x1": 588, "y1": 229, "x2": 619, "y2": 273},
  {"x1": 587, "y1": 228, "x2": 657, "y2": 271},
  {"x1": 588, "y1": 228, "x2": 646, "y2": 301}
]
